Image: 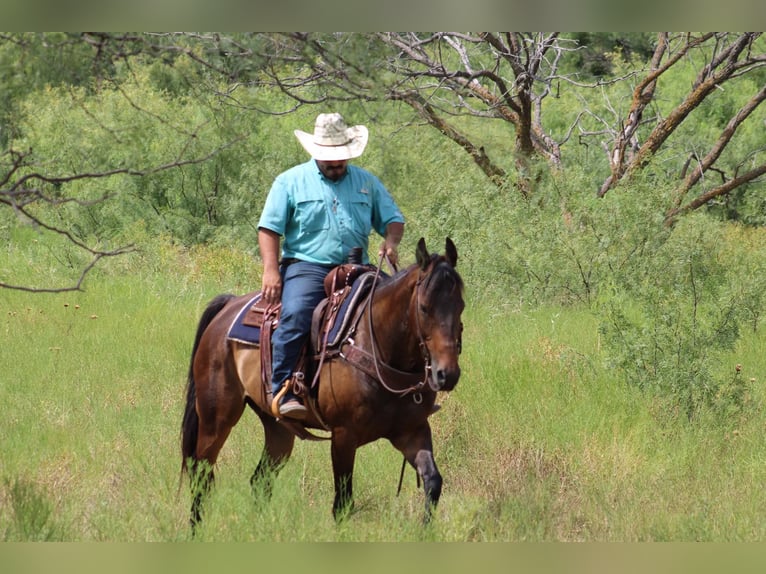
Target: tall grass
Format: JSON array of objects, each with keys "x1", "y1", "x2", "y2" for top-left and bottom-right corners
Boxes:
[{"x1": 3, "y1": 234, "x2": 766, "y2": 541}]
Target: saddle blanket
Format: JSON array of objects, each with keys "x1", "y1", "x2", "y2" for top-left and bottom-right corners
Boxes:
[
  {"x1": 323, "y1": 272, "x2": 375, "y2": 347},
  {"x1": 225, "y1": 272, "x2": 377, "y2": 348},
  {"x1": 226, "y1": 293, "x2": 264, "y2": 345}
]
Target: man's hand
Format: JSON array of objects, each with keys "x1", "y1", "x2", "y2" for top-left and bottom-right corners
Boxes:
[
  {"x1": 258, "y1": 228, "x2": 282, "y2": 304},
  {"x1": 379, "y1": 221, "x2": 404, "y2": 269},
  {"x1": 378, "y1": 241, "x2": 399, "y2": 268},
  {"x1": 261, "y1": 267, "x2": 282, "y2": 304}
]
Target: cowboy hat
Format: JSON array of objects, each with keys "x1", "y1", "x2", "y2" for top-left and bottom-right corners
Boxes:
[{"x1": 294, "y1": 113, "x2": 369, "y2": 161}]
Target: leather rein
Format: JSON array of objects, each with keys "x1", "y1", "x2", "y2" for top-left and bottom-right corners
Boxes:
[{"x1": 340, "y1": 252, "x2": 433, "y2": 398}]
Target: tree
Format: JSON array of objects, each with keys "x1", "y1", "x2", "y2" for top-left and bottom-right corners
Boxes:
[
  {"x1": 0, "y1": 33, "x2": 249, "y2": 292},
  {"x1": 251, "y1": 32, "x2": 766, "y2": 212},
  {"x1": 588, "y1": 33, "x2": 766, "y2": 222},
  {"x1": 0, "y1": 144, "x2": 240, "y2": 293},
  {"x1": 3, "y1": 32, "x2": 766, "y2": 291},
  {"x1": 253, "y1": 32, "x2": 567, "y2": 196}
]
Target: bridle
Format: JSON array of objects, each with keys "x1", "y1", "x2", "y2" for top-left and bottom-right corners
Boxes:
[
  {"x1": 362, "y1": 252, "x2": 436, "y2": 397},
  {"x1": 338, "y1": 250, "x2": 462, "y2": 399}
]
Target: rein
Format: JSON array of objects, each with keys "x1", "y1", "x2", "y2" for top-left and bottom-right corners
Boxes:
[{"x1": 346, "y1": 251, "x2": 432, "y2": 397}]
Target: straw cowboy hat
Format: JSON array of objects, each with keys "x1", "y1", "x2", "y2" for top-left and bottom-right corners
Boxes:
[{"x1": 294, "y1": 113, "x2": 369, "y2": 161}]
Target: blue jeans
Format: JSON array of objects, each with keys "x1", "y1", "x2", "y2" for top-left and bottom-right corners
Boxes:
[{"x1": 271, "y1": 261, "x2": 333, "y2": 396}]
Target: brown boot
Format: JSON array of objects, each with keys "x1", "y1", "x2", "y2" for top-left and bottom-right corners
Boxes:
[{"x1": 278, "y1": 396, "x2": 308, "y2": 420}]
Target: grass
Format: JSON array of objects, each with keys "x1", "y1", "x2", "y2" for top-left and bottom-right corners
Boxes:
[{"x1": 3, "y1": 235, "x2": 766, "y2": 541}]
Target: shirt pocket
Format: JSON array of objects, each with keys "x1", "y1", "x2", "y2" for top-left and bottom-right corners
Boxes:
[
  {"x1": 349, "y1": 195, "x2": 372, "y2": 235},
  {"x1": 295, "y1": 197, "x2": 330, "y2": 234}
]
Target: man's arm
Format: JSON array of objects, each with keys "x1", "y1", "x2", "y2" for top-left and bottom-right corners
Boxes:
[
  {"x1": 258, "y1": 227, "x2": 282, "y2": 304},
  {"x1": 379, "y1": 221, "x2": 404, "y2": 268}
]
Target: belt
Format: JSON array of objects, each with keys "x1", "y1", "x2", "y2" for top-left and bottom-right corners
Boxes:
[{"x1": 280, "y1": 258, "x2": 337, "y2": 269}]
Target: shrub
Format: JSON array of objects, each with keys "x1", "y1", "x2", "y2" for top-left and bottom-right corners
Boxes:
[
  {"x1": 598, "y1": 213, "x2": 752, "y2": 420},
  {"x1": 2, "y1": 478, "x2": 64, "y2": 541}
]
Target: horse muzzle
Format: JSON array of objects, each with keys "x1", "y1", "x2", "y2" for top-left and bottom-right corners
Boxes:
[{"x1": 428, "y1": 364, "x2": 461, "y2": 392}]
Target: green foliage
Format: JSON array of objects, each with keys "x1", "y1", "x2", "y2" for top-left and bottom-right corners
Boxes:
[
  {"x1": 373, "y1": 120, "x2": 504, "y2": 280},
  {"x1": 564, "y1": 33, "x2": 657, "y2": 78},
  {"x1": 5, "y1": 32, "x2": 766, "y2": 543},
  {"x1": 4, "y1": 33, "x2": 766, "y2": 428},
  {"x1": 430, "y1": 164, "x2": 766, "y2": 421},
  {"x1": 599, "y1": 213, "x2": 753, "y2": 419},
  {"x1": 0, "y1": 33, "x2": 99, "y2": 146},
  {"x1": 2, "y1": 478, "x2": 64, "y2": 541},
  {"x1": 10, "y1": 59, "x2": 274, "y2": 249},
  {"x1": 719, "y1": 225, "x2": 766, "y2": 333},
  {"x1": 468, "y1": 168, "x2": 666, "y2": 305}
]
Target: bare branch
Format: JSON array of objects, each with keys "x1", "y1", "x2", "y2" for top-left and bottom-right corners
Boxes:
[
  {"x1": 597, "y1": 32, "x2": 765, "y2": 199},
  {"x1": 389, "y1": 89, "x2": 507, "y2": 188},
  {"x1": 666, "y1": 162, "x2": 766, "y2": 224},
  {"x1": 1, "y1": 133, "x2": 244, "y2": 292},
  {"x1": 0, "y1": 246, "x2": 135, "y2": 293},
  {"x1": 672, "y1": 81, "x2": 766, "y2": 206}
]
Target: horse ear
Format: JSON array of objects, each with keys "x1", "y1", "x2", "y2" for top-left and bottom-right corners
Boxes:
[
  {"x1": 416, "y1": 237, "x2": 430, "y2": 269},
  {"x1": 445, "y1": 237, "x2": 458, "y2": 267}
]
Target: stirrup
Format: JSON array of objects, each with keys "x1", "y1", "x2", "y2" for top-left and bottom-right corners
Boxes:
[{"x1": 271, "y1": 384, "x2": 290, "y2": 418}]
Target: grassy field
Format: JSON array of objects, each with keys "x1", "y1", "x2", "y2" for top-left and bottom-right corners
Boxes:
[{"x1": 3, "y1": 237, "x2": 766, "y2": 542}]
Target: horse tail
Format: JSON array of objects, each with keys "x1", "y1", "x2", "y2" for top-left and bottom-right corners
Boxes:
[{"x1": 181, "y1": 294, "x2": 235, "y2": 477}]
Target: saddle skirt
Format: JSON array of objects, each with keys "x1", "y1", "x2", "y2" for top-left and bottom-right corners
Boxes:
[
  {"x1": 226, "y1": 292, "x2": 269, "y2": 345},
  {"x1": 312, "y1": 271, "x2": 375, "y2": 352},
  {"x1": 225, "y1": 271, "x2": 376, "y2": 380}
]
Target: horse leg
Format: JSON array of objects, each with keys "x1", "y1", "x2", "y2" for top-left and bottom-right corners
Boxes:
[
  {"x1": 391, "y1": 423, "x2": 442, "y2": 523},
  {"x1": 188, "y1": 384, "x2": 245, "y2": 533},
  {"x1": 188, "y1": 458, "x2": 213, "y2": 531},
  {"x1": 330, "y1": 428, "x2": 357, "y2": 521},
  {"x1": 249, "y1": 407, "x2": 296, "y2": 500}
]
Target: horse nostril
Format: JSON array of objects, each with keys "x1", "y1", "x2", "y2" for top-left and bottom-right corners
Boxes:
[
  {"x1": 437, "y1": 368, "x2": 460, "y2": 388},
  {"x1": 436, "y1": 369, "x2": 447, "y2": 385}
]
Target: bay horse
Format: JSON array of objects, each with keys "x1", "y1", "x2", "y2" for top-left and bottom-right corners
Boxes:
[{"x1": 180, "y1": 237, "x2": 464, "y2": 531}]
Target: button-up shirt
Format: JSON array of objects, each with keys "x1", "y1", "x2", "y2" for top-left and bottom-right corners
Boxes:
[{"x1": 258, "y1": 160, "x2": 404, "y2": 265}]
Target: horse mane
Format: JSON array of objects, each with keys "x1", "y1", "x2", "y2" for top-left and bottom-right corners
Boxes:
[
  {"x1": 422, "y1": 256, "x2": 464, "y2": 297},
  {"x1": 375, "y1": 253, "x2": 463, "y2": 299}
]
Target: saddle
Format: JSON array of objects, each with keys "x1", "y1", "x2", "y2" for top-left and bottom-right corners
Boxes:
[{"x1": 236, "y1": 263, "x2": 377, "y2": 411}]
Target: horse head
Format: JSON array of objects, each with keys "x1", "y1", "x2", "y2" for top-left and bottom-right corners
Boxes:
[{"x1": 414, "y1": 238, "x2": 465, "y2": 392}]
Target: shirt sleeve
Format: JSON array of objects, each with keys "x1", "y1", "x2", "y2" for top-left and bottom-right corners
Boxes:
[
  {"x1": 257, "y1": 174, "x2": 290, "y2": 236},
  {"x1": 369, "y1": 175, "x2": 404, "y2": 237}
]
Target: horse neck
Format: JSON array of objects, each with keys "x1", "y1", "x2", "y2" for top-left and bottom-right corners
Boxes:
[{"x1": 367, "y1": 268, "x2": 421, "y2": 370}]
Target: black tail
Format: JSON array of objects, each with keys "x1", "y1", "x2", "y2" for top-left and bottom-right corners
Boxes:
[{"x1": 181, "y1": 294, "x2": 235, "y2": 476}]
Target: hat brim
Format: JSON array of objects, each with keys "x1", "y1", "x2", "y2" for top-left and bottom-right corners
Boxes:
[{"x1": 294, "y1": 125, "x2": 369, "y2": 161}]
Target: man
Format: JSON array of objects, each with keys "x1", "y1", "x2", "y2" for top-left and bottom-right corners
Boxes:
[{"x1": 258, "y1": 112, "x2": 405, "y2": 419}]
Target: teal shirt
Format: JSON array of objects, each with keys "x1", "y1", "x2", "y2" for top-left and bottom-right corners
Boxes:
[{"x1": 258, "y1": 160, "x2": 404, "y2": 265}]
